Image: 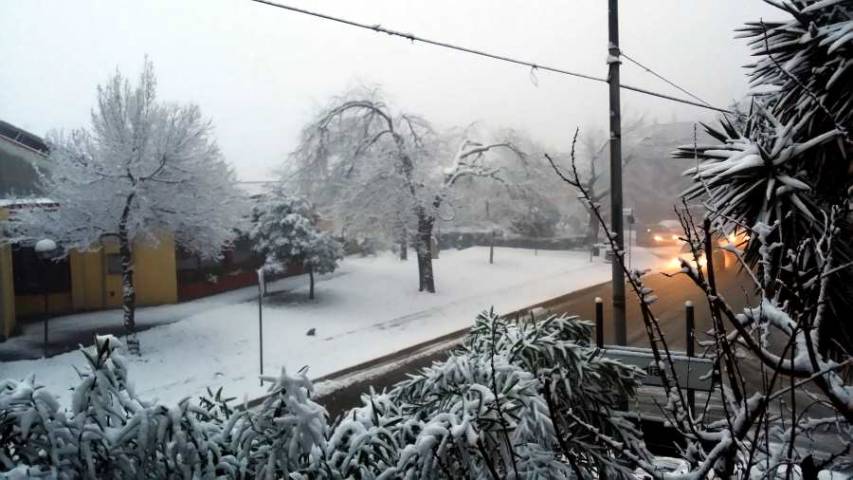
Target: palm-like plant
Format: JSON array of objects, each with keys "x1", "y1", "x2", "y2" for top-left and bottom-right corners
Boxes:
[{"x1": 675, "y1": 0, "x2": 852, "y2": 353}]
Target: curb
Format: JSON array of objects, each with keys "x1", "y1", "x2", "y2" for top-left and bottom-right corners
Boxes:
[{"x1": 243, "y1": 280, "x2": 609, "y2": 409}]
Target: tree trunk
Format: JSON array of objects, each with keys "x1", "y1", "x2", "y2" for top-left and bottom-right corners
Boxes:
[
  {"x1": 308, "y1": 267, "x2": 315, "y2": 300},
  {"x1": 118, "y1": 193, "x2": 138, "y2": 354},
  {"x1": 586, "y1": 210, "x2": 601, "y2": 246},
  {"x1": 416, "y1": 212, "x2": 436, "y2": 293},
  {"x1": 399, "y1": 228, "x2": 408, "y2": 261},
  {"x1": 489, "y1": 230, "x2": 495, "y2": 264}
]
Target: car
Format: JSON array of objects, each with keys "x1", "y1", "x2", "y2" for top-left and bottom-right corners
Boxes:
[
  {"x1": 640, "y1": 219, "x2": 683, "y2": 246},
  {"x1": 633, "y1": 457, "x2": 690, "y2": 478}
]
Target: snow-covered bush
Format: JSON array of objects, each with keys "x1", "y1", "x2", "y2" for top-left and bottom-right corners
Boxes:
[
  {"x1": 250, "y1": 192, "x2": 343, "y2": 299},
  {"x1": 386, "y1": 310, "x2": 643, "y2": 478},
  {"x1": 1, "y1": 335, "x2": 329, "y2": 479},
  {"x1": 1, "y1": 336, "x2": 234, "y2": 478},
  {"x1": 1, "y1": 311, "x2": 644, "y2": 479}
]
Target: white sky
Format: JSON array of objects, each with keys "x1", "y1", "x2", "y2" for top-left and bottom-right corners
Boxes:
[{"x1": 0, "y1": 1, "x2": 784, "y2": 180}]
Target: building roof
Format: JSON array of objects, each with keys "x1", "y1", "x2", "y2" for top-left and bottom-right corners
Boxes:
[
  {"x1": 0, "y1": 120, "x2": 50, "y2": 197},
  {"x1": 0, "y1": 120, "x2": 48, "y2": 154},
  {"x1": 0, "y1": 198, "x2": 58, "y2": 209}
]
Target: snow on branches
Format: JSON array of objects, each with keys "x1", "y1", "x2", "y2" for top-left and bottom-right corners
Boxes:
[
  {"x1": 8, "y1": 58, "x2": 246, "y2": 349},
  {"x1": 675, "y1": 0, "x2": 852, "y2": 360},
  {"x1": 14, "y1": 59, "x2": 245, "y2": 257},
  {"x1": 1, "y1": 310, "x2": 644, "y2": 479},
  {"x1": 547, "y1": 123, "x2": 853, "y2": 477},
  {"x1": 250, "y1": 191, "x2": 342, "y2": 299},
  {"x1": 286, "y1": 89, "x2": 525, "y2": 293}
]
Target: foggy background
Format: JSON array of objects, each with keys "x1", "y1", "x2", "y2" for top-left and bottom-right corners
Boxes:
[{"x1": 0, "y1": 0, "x2": 784, "y2": 181}]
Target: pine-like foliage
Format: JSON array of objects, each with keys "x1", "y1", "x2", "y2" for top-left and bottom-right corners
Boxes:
[
  {"x1": 250, "y1": 191, "x2": 343, "y2": 298},
  {"x1": 674, "y1": 0, "x2": 852, "y2": 350},
  {"x1": 1, "y1": 311, "x2": 644, "y2": 479}
]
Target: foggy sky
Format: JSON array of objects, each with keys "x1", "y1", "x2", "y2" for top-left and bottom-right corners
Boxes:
[{"x1": 0, "y1": 1, "x2": 784, "y2": 181}]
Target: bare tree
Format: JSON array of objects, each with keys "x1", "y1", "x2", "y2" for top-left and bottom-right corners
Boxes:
[
  {"x1": 576, "y1": 116, "x2": 644, "y2": 246},
  {"x1": 288, "y1": 91, "x2": 523, "y2": 292}
]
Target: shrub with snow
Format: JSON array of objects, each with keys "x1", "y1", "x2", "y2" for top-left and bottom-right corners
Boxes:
[
  {"x1": 250, "y1": 192, "x2": 343, "y2": 299},
  {"x1": 1, "y1": 310, "x2": 644, "y2": 479}
]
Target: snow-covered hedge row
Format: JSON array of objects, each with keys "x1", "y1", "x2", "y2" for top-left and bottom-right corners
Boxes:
[{"x1": 1, "y1": 310, "x2": 643, "y2": 479}]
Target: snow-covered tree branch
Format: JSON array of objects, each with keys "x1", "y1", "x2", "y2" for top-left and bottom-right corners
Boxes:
[
  {"x1": 286, "y1": 89, "x2": 525, "y2": 293},
  {"x1": 250, "y1": 191, "x2": 342, "y2": 299},
  {"x1": 8, "y1": 58, "x2": 246, "y2": 352}
]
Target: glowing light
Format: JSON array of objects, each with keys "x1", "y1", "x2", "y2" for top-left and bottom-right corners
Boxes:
[
  {"x1": 653, "y1": 235, "x2": 664, "y2": 242},
  {"x1": 671, "y1": 234, "x2": 679, "y2": 241},
  {"x1": 719, "y1": 232, "x2": 747, "y2": 248},
  {"x1": 670, "y1": 254, "x2": 707, "y2": 271}
]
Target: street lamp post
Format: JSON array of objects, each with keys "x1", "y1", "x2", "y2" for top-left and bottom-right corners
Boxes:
[
  {"x1": 34, "y1": 238, "x2": 58, "y2": 358},
  {"x1": 256, "y1": 267, "x2": 265, "y2": 386},
  {"x1": 608, "y1": 0, "x2": 627, "y2": 345}
]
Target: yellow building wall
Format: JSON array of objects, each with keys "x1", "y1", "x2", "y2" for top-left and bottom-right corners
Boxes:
[
  {"x1": 0, "y1": 243, "x2": 16, "y2": 339},
  {"x1": 0, "y1": 207, "x2": 16, "y2": 338},
  {"x1": 5, "y1": 230, "x2": 178, "y2": 324},
  {"x1": 69, "y1": 233, "x2": 178, "y2": 310},
  {"x1": 70, "y1": 248, "x2": 106, "y2": 310},
  {"x1": 134, "y1": 234, "x2": 178, "y2": 306},
  {"x1": 14, "y1": 292, "x2": 73, "y2": 317}
]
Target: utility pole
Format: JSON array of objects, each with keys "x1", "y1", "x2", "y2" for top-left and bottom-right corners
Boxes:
[{"x1": 608, "y1": 0, "x2": 627, "y2": 345}]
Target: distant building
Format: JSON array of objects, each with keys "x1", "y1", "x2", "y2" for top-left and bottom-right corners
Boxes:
[{"x1": 0, "y1": 120, "x2": 50, "y2": 198}]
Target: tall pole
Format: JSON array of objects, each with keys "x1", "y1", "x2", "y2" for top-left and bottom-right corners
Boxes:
[
  {"x1": 608, "y1": 0, "x2": 627, "y2": 345},
  {"x1": 257, "y1": 268, "x2": 265, "y2": 386}
]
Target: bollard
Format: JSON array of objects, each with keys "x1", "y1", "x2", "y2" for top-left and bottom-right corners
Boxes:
[
  {"x1": 595, "y1": 297, "x2": 604, "y2": 348},
  {"x1": 685, "y1": 300, "x2": 695, "y2": 416}
]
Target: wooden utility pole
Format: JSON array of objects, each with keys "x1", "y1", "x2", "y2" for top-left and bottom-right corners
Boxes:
[{"x1": 608, "y1": 0, "x2": 627, "y2": 345}]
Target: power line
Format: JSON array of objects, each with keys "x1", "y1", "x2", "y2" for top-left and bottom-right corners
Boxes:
[
  {"x1": 619, "y1": 50, "x2": 715, "y2": 109},
  {"x1": 248, "y1": 0, "x2": 732, "y2": 114}
]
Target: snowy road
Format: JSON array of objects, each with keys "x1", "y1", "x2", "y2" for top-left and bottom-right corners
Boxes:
[{"x1": 1, "y1": 246, "x2": 675, "y2": 407}]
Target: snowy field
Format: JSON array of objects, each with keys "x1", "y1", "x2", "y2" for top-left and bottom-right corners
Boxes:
[{"x1": 1, "y1": 246, "x2": 674, "y2": 406}]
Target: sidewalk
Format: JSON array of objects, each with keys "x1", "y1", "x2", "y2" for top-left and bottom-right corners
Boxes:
[
  {"x1": 2, "y1": 247, "x2": 673, "y2": 407},
  {"x1": 0, "y1": 274, "x2": 310, "y2": 362}
]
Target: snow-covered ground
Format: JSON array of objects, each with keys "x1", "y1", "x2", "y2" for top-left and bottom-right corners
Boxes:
[{"x1": 1, "y1": 246, "x2": 675, "y2": 406}]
